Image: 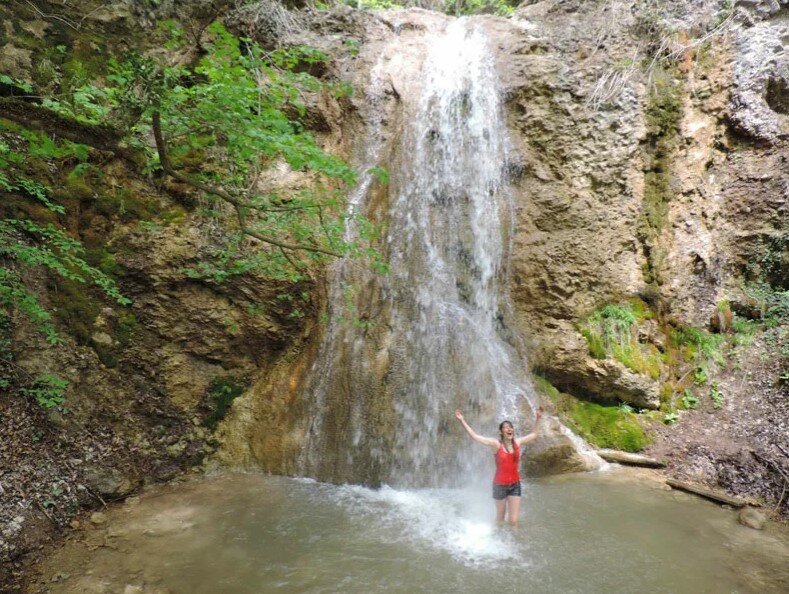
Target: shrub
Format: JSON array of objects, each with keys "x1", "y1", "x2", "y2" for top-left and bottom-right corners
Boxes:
[
  {"x1": 21, "y1": 373, "x2": 68, "y2": 408},
  {"x1": 205, "y1": 376, "x2": 247, "y2": 428},
  {"x1": 670, "y1": 326, "x2": 724, "y2": 365}
]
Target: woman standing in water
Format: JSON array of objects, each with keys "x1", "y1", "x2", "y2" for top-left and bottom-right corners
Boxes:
[{"x1": 455, "y1": 406, "x2": 544, "y2": 526}]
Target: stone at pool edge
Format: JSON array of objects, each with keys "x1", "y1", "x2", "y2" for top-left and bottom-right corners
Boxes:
[
  {"x1": 89, "y1": 512, "x2": 107, "y2": 525},
  {"x1": 738, "y1": 507, "x2": 768, "y2": 530}
]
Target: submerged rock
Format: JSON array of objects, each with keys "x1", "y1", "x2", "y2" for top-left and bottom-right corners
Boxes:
[{"x1": 738, "y1": 507, "x2": 768, "y2": 530}]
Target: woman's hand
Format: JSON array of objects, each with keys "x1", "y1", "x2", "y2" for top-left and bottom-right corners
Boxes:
[{"x1": 455, "y1": 410, "x2": 464, "y2": 421}]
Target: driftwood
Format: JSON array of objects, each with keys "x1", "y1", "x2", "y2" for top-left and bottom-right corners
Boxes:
[
  {"x1": 666, "y1": 478, "x2": 748, "y2": 507},
  {"x1": 597, "y1": 449, "x2": 666, "y2": 468}
]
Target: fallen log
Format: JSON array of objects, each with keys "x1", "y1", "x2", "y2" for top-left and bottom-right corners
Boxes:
[
  {"x1": 597, "y1": 449, "x2": 666, "y2": 468},
  {"x1": 666, "y1": 478, "x2": 748, "y2": 507}
]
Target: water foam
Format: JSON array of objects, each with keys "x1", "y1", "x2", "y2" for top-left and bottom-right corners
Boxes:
[{"x1": 326, "y1": 483, "x2": 529, "y2": 568}]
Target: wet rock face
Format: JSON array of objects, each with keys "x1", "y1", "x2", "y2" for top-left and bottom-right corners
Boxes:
[
  {"x1": 485, "y1": 2, "x2": 650, "y2": 400},
  {"x1": 727, "y1": 15, "x2": 789, "y2": 142},
  {"x1": 478, "y1": 1, "x2": 788, "y2": 404}
]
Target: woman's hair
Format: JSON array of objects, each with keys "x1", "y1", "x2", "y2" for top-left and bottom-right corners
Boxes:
[{"x1": 498, "y1": 420, "x2": 519, "y2": 460}]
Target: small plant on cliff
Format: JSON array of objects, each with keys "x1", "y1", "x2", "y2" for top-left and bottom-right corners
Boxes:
[
  {"x1": 20, "y1": 373, "x2": 68, "y2": 409},
  {"x1": 743, "y1": 281, "x2": 789, "y2": 327},
  {"x1": 205, "y1": 376, "x2": 247, "y2": 428},
  {"x1": 709, "y1": 383, "x2": 724, "y2": 409},
  {"x1": 670, "y1": 326, "x2": 724, "y2": 365},
  {"x1": 579, "y1": 300, "x2": 662, "y2": 379},
  {"x1": 680, "y1": 389, "x2": 698, "y2": 410}
]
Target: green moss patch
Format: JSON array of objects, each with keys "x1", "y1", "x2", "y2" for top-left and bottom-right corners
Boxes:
[
  {"x1": 533, "y1": 375, "x2": 651, "y2": 452},
  {"x1": 638, "y1": 71, "x2": 683, "y2": 288},
  {"x1": 48, "y1": 276, "x2": 100, "y2": 345},
  {"x1": 83, "y1": 246, "x2": 122, "y2": 276},
  {"x1": 95, "y1": 188, "x2": 158, "y2": 222},
  {"x1": 567, "y1": 400, "x2": 650, "y2": 452}
]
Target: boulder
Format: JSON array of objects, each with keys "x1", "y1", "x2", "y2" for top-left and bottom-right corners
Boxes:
[
  {"x1": 89, "y1": 512, "x2": 107, "y2": 525},
  {"x1": 83, "y1": 465, "x2": 138, "y2": 499},
  {"x1": 522, "y1": 419, "x2": 598, "y2": 476},
  {"x1": 738, "y1": 507, "x2": 768, "y2": 530}
]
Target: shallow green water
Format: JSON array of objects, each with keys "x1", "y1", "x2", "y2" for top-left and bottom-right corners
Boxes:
[{"x1": 36, "y1": 470, "x2": 789, "y2": 594}]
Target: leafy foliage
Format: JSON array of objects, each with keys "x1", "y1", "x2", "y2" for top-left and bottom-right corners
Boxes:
[
  {"x1": 579, "y1": 301, "x2": 662, "y2": 379},
  {"x1": 205, "y1": 376, "x2": 248, "y2": 428},
  {"x1": 1, "y1": 129, "x2": 130, "y2": 344},
  {"x1": 709, "y1": 383, "x2": 724, "y2": 409},
  {"x1": 743, "y1": 281, "x2": 789, "y2": 327},
  {"x1": 670, "y1": 325, "x2": 724, "y2": 365},
  {"x1": 680, "y1": 389, "x2": 698, "y2": 410},
  {"x1": 445, "y1": 0, "x2": 516, "y2": 16},
  {"x1": 2, "y1": 20, "x2": 386, "y2": 351},
  {"x1": 91, "y1": 22, "x2": 382, "y2": 281},
  {"x1": 20, "y1": 373, "x2": 68, "y2": 409}
]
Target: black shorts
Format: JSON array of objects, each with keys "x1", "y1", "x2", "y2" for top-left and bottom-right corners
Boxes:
[{"x1": 492, "y1": 482, "x2": 522, "y2": 500}]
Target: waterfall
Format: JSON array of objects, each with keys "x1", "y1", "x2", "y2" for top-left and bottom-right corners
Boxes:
[
  {"x1": 300, "y1": 18, "x2": 554, "y2": 487},
  {"x1": 385, "y1": 20, "x2": 532, "y2": 481}
]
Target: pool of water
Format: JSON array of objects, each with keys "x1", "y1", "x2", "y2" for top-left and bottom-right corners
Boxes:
[{"x1": 34, "y1": 470, "x2": 789, "y2": 593}]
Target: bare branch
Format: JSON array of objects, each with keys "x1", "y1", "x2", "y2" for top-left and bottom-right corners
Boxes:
[{"x1": 20, "y1": 0, "x2": 101, "y2": 31}]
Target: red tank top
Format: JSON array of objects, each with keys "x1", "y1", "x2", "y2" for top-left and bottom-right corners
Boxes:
[{"x1": 493, "y1": 441, "x2": 520, "y2": 485}]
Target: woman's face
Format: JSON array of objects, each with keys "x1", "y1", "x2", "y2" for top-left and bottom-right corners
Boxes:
[{"x1": 500, "y1": 421, "x2": 514, "y2": 440}]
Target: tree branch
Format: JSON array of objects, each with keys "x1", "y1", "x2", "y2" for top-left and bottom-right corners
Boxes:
[{"x1": 151, "y1": 110, "x2": 342, "y2": 258}]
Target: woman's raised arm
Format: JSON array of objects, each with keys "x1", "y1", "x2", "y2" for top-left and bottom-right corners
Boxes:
[
  {"x1": 516, "y1": 406, "x2": 544, "y2": 447},
  {"x1": 455, "y1": 410, "x2": 499, "y2": 449}
]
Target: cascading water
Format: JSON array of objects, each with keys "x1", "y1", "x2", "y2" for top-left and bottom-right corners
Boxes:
[
  {"x1": 385, "y1": 20, "x2": 530, "y2": 481},
  {"x1": 300, "y1": 18, "x2": 588, "y2": 487}
]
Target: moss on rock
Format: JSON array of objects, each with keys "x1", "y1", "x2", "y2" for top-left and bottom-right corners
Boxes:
[
  {"x1": 578, "y1": 299, "x2": 663, "y2": 379},
  {"x1": 47, "y1": 276, "x2": 101, "y2": 345},
  {"x1": 638, "y1": 71, "x2": 683, "y2": 289},
  {"x1": 534, "y1": 375, "x2": 651, "y2": 452}
]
